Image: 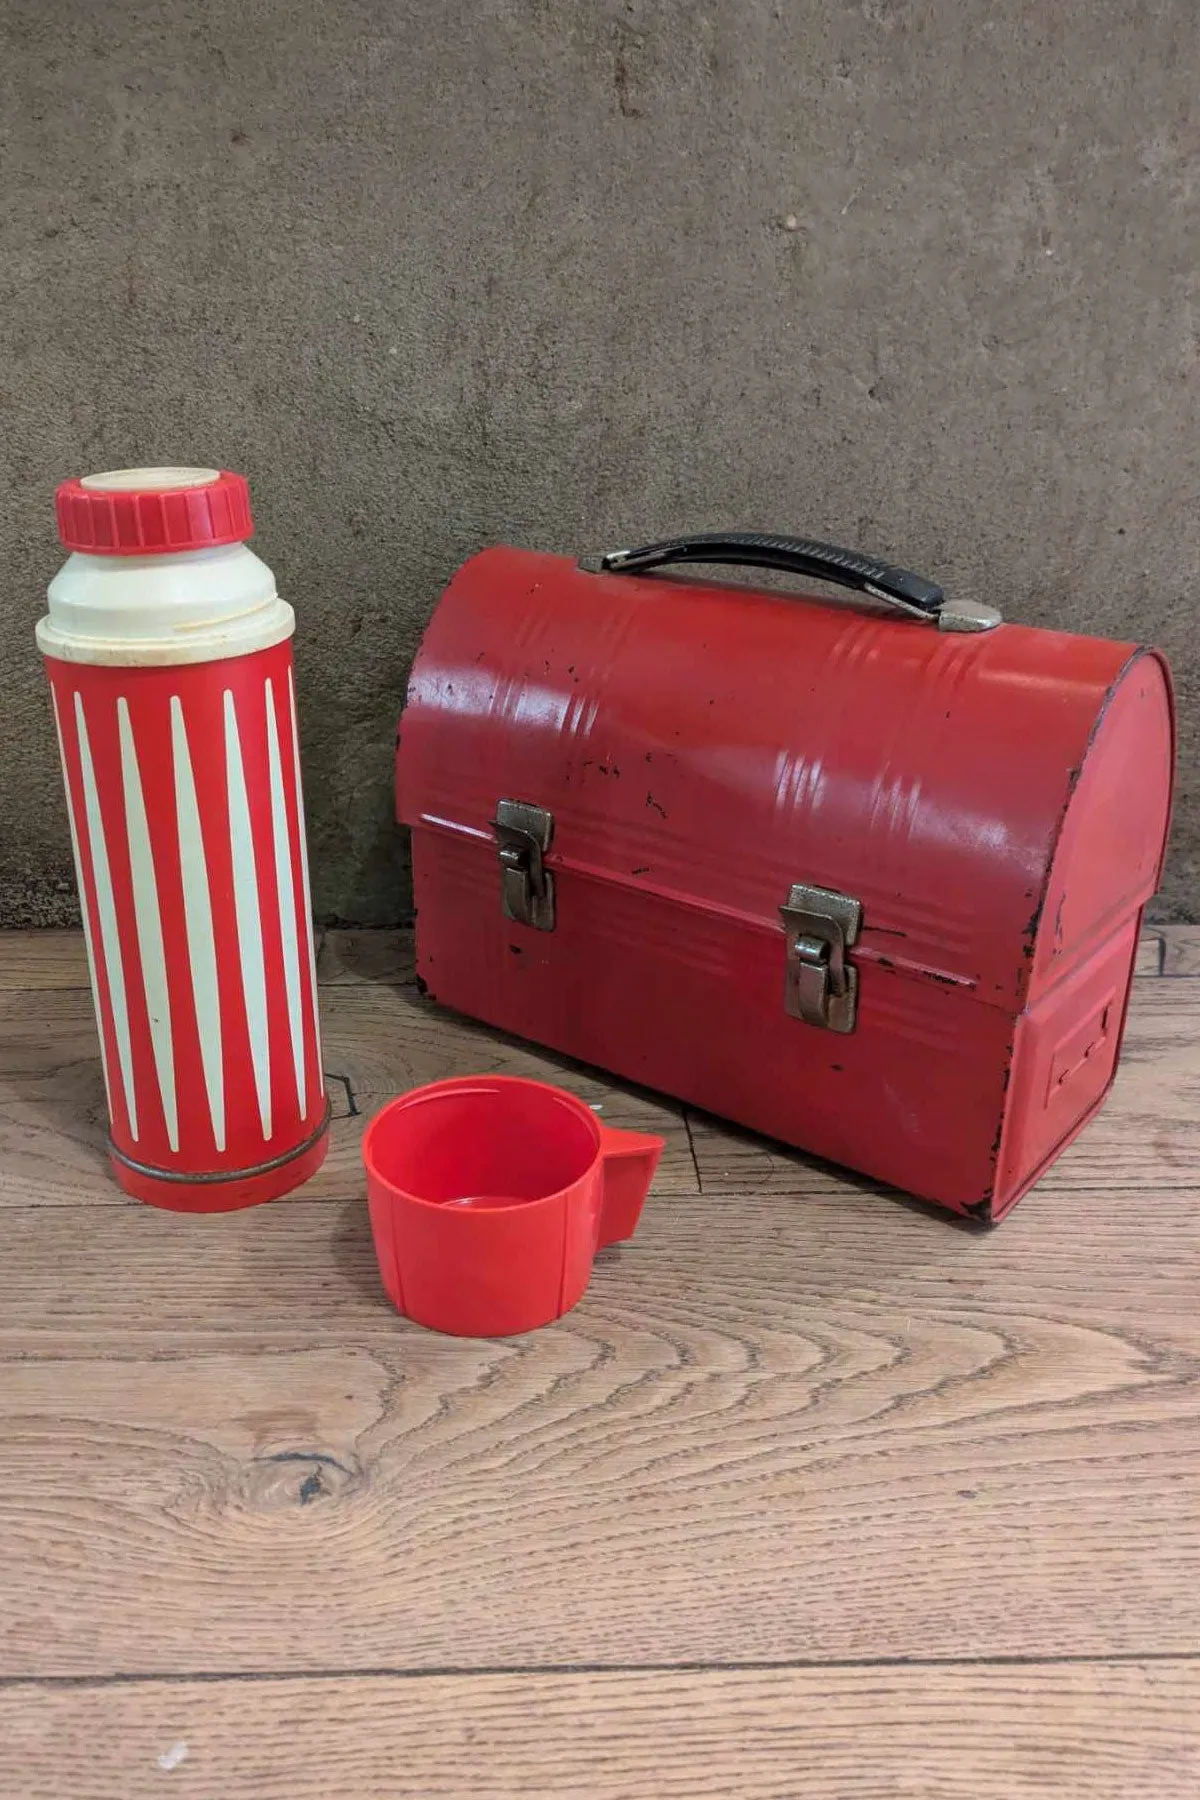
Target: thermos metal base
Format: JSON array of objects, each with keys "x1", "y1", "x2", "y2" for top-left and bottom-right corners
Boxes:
[{"x1": 108, "y1": 1105, "x2": 332, "y2": 1212}]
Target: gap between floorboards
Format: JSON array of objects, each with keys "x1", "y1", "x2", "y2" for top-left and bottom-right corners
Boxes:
[{"x1": 3, "y1": 1649, "x2": 1200, "y2": 1691}]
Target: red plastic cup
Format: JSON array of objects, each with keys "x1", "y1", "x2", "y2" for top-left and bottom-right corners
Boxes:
[{"x1": 362, "y1": 1076, "x2": 664, "y2": 1336}]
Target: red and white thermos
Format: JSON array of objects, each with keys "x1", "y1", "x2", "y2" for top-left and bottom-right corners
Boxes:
[{"x1": 37, "y1": 466, "x2": 328, "y2": 1210}]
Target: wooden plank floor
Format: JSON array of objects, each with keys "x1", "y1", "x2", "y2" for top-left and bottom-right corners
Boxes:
[{"x1": 0, "y1": 926, "x2": 1197, "y2": 1798}]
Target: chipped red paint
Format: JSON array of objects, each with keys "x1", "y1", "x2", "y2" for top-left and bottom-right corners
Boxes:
[{"x1": 396, "y1": 548, "x2": 1174, "y2": 1221}]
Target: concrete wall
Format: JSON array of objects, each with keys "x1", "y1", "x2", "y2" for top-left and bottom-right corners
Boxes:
[{"x1": 2, "y1": 0, "x2": 1196, "y2": 925}]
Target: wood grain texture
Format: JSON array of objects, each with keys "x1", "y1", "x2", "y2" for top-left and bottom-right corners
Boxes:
[
  {"x1": 1162, "y1": 927, "x2": 1200, "y2": 976},
  {"x1": 316, "y1": 926, "x2": 416, "y2": 986},
  {"x1": 2, "y1": 1664, "x2": 1197, "y2": 1800},
  {"x1": 0, "y1": 984, "x2": 697, "y2": 1206},
  {"x1": 0, "y1": 929, "x2": 91, "y2": 990},
  {"x1": 2, "y1": 928, "x2": 1199, "y2": 1797},
  {"x1": 320, "y1": 982, "x2": 696, "y2": 1188},
  {"x1": 0, "y1": 1063, "x2": 363, "y2": 1208},
  {"x1": 1135, "y1": 928, "x2": 1166, "y2": 977},
  {"x1": 1, "y1": 1163, "x2": 1198, "y2": 1673}
]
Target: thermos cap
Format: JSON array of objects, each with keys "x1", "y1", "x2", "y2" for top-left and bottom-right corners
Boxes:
[
  {"x1": 40, "y1": 465, "x2": 292, "y2": 667},
  {"x1": 55, "y1": 467, "x2": 254, "y2": 556}
]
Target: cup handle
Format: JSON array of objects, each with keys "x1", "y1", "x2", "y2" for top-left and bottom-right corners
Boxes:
[{"x1": 598, "y1": 1126, "x2": 664, "y2": 1247}]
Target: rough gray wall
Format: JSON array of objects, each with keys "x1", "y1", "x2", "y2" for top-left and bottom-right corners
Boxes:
[{"x1": 1, "y1": 0, "x2": 1196, "y2": 924}]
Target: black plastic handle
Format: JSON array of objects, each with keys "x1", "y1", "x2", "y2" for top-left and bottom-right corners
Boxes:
[{"x1": 596, "y1": 531, "x2": 944, "y2": 620}]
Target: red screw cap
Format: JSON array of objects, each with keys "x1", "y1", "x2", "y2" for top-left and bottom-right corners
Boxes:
[{"x1": 55, "y1": 467, "x2": 254, "y2": 555}]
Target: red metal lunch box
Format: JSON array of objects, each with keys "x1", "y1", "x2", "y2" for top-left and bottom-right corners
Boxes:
[{"x1": 396, "y1": 532, "x2": 1174, "y2": 1221}]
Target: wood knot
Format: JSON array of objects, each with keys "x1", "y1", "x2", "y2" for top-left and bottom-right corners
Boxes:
[{"x1": 245, "y1": 1450, "x2": 361, "y2": 1511}]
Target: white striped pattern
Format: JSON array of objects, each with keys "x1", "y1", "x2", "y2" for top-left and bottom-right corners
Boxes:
[
  {"x1": 118, "y1": 698, "x2": 178, "y2": 1151},
  {"x1": 74, "y1": 692, "x2": 138, "y2": 1140},
  {"x1": 287, "y1": 668, "x2": 323, "y2": 1074},
  {"x1": 265, "y1": 678, "x2": 307, "y2": 1118},
  {"x1": 57, "y1": 673, "x2": 320, "y2": 1169},
  {"x1": 50, "y1": 689, "x2": 114, "y2": 1123},
  {"x1": 224, "y1": 688, "x2": 272, "y2": 1140},
  {"x1": 171, "y1": 696, "x2": 226, "y2": 1153}
]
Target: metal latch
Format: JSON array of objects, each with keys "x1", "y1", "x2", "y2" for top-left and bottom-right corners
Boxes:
[
  {"x1": 779, "y1": 883, "x2": 862, "y2": 1032},
  {"x1": 492, "y1": 800, "x2": 556, "y2": 931}
]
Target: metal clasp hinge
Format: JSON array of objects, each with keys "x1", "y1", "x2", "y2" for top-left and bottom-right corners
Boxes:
[
  {"x1": 492, "y1": 799, "x2": 556, "y2": 931},
  {"x1": 779, "y1": 882, "x2": 863, "y2": 1032}
]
